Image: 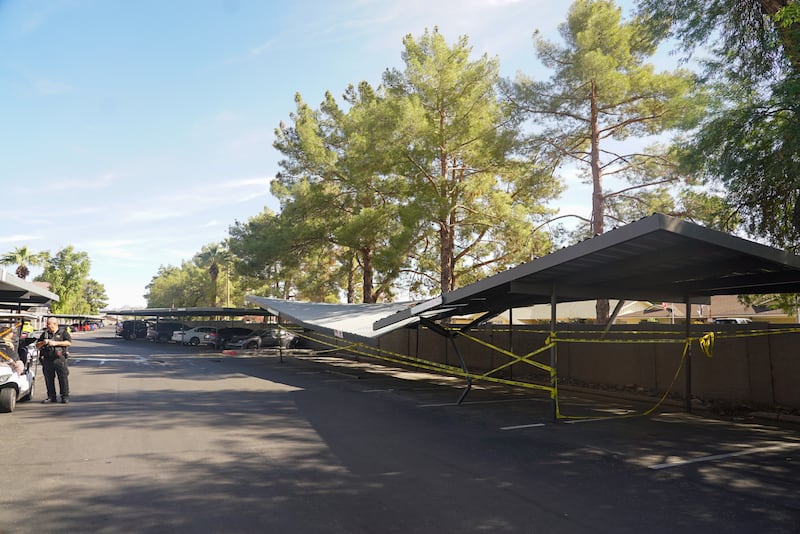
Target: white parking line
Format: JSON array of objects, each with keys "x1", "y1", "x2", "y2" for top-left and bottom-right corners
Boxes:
[
  {"x1": 418, "y1": 397, "x2": 540, "y2": 408},
  {"x1": 500, "y1": 423, "x2": 546, "y2": 430},
  {"x1": 70, "y1": 355, "x2": 149, "y2": 363},
  {"x1": 648, "y1": 442, "x2": 800, "y2": 470}
]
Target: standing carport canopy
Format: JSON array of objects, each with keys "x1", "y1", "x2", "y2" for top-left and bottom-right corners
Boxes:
[
  {"x1": 376, "y1": 213, "x2": 800, "y2": 330},
  {"x1": 0, "y1": 269, "x2": 59, "y2": 311},
  {"x1": 101, "y1": 307, "x2": 275, "y2": 320}
]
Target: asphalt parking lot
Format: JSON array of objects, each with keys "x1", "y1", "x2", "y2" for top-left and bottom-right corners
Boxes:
[{"x1": 5, "y1": 329, "x2": 799, "y2": 533}]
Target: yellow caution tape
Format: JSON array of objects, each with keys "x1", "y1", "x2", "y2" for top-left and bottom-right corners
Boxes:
[
  {"x1": 281, "y1": 323, "x2": 800, "y2": 421},
  {"x1": 699, "y1": 332, "x2": 715, "y2": 358}
]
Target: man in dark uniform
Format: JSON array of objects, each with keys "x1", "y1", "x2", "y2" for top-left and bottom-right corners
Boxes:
[{"x1": 36, "y1": 317, "x2": 72, "y2": 404}]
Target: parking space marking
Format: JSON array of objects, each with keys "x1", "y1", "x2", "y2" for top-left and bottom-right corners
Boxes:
[
  {"x1": 418, "y1": 397, "x2": 541, "y2": 408},
  {"x1": 564, "y1": 416, "x2": 637, "y2": 425},
  {"x1": 70, "y1": 355, "x2": 149, "y2": 364},
  {"x1": 648, "y1": 442, "x2": 800, "y2": 470},
  {"x1": 500, "y1": 423, "x2": 547, "y2": 430}
]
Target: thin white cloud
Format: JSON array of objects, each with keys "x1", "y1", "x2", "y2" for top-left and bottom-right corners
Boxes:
[
  {"x1": 124, "y1": 209, "x2": 187, "y2": 223},
  {"x1": 215, "y1": 110, "x2": 240, "y2": 122},
  {"x1": 249, "y1": 40, "x2": 274, "y2": 56},
  {"x1": 105, "y1": 174, "x2": 271, "y2": 227},
  {"x1": 34, "y1": 79, "x2": 73, "y2": 95},
  {"x1": 217, "y1": 176, "x2": 271, "y2": 190},
  {"x1": 0, "y1": 234, "x2": 42, "y2": 243},
  {"x1": 19, "y1": 172, "x2": 117, "y2": 194},
  {"x1": 224, "y1": 39, "x2": 275, "y2": 64},
  {"x1": 222, "y1": 128, "x2": 274, "y2": 155}
]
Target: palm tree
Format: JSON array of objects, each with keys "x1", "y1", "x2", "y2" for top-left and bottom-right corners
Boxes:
[
  {"x1": 0, "y1": 246, "x2": 48, "y2": 279},
  {"x1": 194, "y1": 243, "x2": 230, "y2": 307}
]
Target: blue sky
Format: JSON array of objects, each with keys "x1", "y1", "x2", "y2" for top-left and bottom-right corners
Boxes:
[{"x1": 0, "y1": 0, "x2": 644, "y2": 308}]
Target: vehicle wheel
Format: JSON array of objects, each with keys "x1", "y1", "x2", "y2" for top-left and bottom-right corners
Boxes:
[
  {"x1": 0, "y1": 388, "x2": 16, "y2": 413},
  {"x1": 20, "y1": 378, "x2": 34, "y2": 402},
  {"x1": 246, "y1": 340, "x2": 259, "y2": 350},
  {"x1": 189, "y1": 337, "x2": 200, "y2": 346}
]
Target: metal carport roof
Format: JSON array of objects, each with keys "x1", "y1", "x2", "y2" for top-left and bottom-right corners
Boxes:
[
  {"x1": 101, "y1": 307, "x2": 274, "y2": 318},
  {"x1": 244, "y1": 298, "x2": 419, "y2": 342},
  {"x1": 375, "y1": 213, "x2": 800, "y2": 330},
  {"x1": 0, "y1": 269, "x2": 59, "y2": 308}
]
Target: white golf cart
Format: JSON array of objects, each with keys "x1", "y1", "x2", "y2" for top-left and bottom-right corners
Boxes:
[
  {"x1": 0, "y1": 269, "x2": 60, "y2": 413},
  {"x1": 0, "y1": 312, "x2": 40, "y2": 412}
]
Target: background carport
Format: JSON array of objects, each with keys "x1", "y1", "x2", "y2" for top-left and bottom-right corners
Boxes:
[
  {"x1": 101, "y1": 307, "x2": 275, "y2": 322},
  {"x1": 0, "y1": 269, "x2": 59, "y2": 312},
  {"x1": 0, "y1": 269, "x2": 59, "y2": 347},
  {"x1": 249, "y1": 214, "x2": 800, "y2": 420}
]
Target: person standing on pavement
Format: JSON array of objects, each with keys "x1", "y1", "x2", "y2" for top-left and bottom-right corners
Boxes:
[{"x1": 36, "y1": 317, "x2": 72, "y2": 404}]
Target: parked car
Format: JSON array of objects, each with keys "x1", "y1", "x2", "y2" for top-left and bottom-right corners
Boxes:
[
  {"x1": 147, "y1": 321, "x2": 189, "y2": 342},
  {"x1": 225, "y1": 327, "x2": 297, "y2": 350},
  {"x1": 215, "y1": 327, "x2": 256, "y2": 349},
  {"x1": 713, "y1": 317, "x2": 753, "y2": 324},
  {"x1": 172, "y1": 326, "x2": 218, "y2": 346},
  {"x1": 116, "y1": 320, "x2": 149, "y2": 340}
]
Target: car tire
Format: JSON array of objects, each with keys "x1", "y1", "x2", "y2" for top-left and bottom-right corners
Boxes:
[
  {"x1": 246, "y1": 340, "x2": 259, "y2": 350},
  {"x1": 189, "y1": 337, "x2": 200, "y2": 346},
  {"x1": 0, "y1": 388, "x2": 16, "y2": 413}
]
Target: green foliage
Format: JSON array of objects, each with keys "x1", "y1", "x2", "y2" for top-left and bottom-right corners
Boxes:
[
  {"x1": 636, "y1": 0, "x2": 800, "y2": 250},
  {"x1": 775, "y1": 3, "x2": 800, "y2": 27},
  {"x1": 0, "y1": 246, "x2": 49, "y2": 280},
  {"x1": 194, "y1": 242, "x2": 230, "y2": 307},
  {"x1": 273, "y1": 82, "x2": 416, "y2": 302},
  {"x1": 636, "y1": 0, "x2": 792, "y2": 80},
  {"x1": 228, "y1": 207, "x2": 344, "y2": 302},
  {"x1": 738, "y1": 293, "x2": 800, "y2": 317},
  {"x1": 145, "y1": 262, "x2": 209, "y2": 308},
  {"x1": 679, "y1": 77, "x2": 800, "y2": 248},
  {"x1": 35, "y1": 246, "x2": 107, "y2": 314},
  {"x1": 383, "y1": 28, "x2": 560, "y2": 294},
  {"x1": 510, "y1": 0, "x2": 703, "y2": 238},
  {"x1": 83, "y1": 279, "x2": 109, "y2": 313}
]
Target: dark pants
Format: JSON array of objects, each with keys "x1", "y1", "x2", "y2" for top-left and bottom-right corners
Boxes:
[{"x1": 41, "y1": 356, "x2": 69, "y2": 400}]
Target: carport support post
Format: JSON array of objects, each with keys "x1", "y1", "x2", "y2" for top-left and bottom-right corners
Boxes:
[
  {"x1": 277, "y1": 313, "x2": 284, "y2": 363},
  {"x1": 685, "y1": 299, "x2": 692, "y2": 413},
  {"x1": 550, "y1": 287, "x2": 558, "y2": 422}
]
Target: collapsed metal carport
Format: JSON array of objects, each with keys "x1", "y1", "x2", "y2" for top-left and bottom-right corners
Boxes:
[{"x1": 247, "y1": 214, "x2": 800, "y2": 420}]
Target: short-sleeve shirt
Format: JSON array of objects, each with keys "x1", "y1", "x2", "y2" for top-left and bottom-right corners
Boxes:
[{"x1": 38, "y1": 327, "x2": 72, "y2": 358}]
